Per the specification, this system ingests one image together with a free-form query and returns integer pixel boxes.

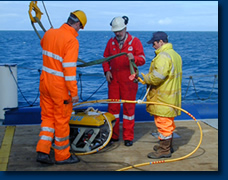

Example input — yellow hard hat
[71,10,87,29]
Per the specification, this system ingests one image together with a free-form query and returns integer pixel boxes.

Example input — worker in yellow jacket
[138,31,182,159]
[36,10,87,165]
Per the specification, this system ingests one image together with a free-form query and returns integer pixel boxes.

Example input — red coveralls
[102,32,145,141]
[36,24,79,161]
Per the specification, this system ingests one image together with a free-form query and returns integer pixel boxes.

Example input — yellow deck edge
[0,126,15,171]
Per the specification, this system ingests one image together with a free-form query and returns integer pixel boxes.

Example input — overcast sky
[0,1,218,31]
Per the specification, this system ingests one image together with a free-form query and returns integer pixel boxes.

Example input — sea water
[0,31,218,107]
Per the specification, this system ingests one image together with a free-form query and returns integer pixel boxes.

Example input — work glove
[138,73,146,85]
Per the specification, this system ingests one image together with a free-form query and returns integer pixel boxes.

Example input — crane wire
[42,1,53,28]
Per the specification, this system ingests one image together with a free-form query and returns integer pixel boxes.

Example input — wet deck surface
[0,120,218,171]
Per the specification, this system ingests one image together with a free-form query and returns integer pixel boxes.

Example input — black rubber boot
[55,154,80,165]
[36,152,55,165]
[124,140,133,146]
[107,138,119,146]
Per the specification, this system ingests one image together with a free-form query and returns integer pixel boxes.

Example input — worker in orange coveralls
[102,16,146,146]
[36,10,87,165]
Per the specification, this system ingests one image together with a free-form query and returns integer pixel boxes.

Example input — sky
[0,1,218,31]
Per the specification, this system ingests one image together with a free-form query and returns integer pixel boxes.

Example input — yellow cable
[116,121,202,171]
[73,99,203,171]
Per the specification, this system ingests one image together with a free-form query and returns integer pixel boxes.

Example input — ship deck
[0,119,218,171]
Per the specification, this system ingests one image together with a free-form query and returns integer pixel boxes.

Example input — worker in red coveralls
[102,16,146,146]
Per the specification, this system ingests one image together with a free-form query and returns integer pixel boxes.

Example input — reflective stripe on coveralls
[42,50,63,62]
[42,126,55,133]
[42,50,77,81]
[123,114,135,120]
[113,114,119,119]
[39,127,54,141]
[54,136,70,150]
[55,136,69,142]
[40,135,53,141]
[139,55,146,61]
[42,66,77,81]
[54,143,70,150]
[113,114,135,120]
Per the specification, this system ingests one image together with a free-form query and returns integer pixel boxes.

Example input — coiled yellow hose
[73,99,203,171]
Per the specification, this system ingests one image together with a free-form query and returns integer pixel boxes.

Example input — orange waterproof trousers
[36,24,79,162]
[154,115,175,140]
[36,74,73,161]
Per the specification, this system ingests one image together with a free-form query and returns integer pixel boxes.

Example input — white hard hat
[110,16,127,32]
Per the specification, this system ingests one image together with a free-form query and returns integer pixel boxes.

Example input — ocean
[0,30,218,107]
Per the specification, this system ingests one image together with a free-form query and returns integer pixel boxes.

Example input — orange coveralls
[36,24,79,161]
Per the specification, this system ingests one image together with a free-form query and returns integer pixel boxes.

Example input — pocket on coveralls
[63,100,73,118]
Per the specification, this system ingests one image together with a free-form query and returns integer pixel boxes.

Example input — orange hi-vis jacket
[36,23,79,161]
[41,23,79,98]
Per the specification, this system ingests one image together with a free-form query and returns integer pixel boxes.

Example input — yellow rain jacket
[144,43,182,117]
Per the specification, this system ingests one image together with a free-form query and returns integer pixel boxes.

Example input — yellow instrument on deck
[69,107,116,153]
